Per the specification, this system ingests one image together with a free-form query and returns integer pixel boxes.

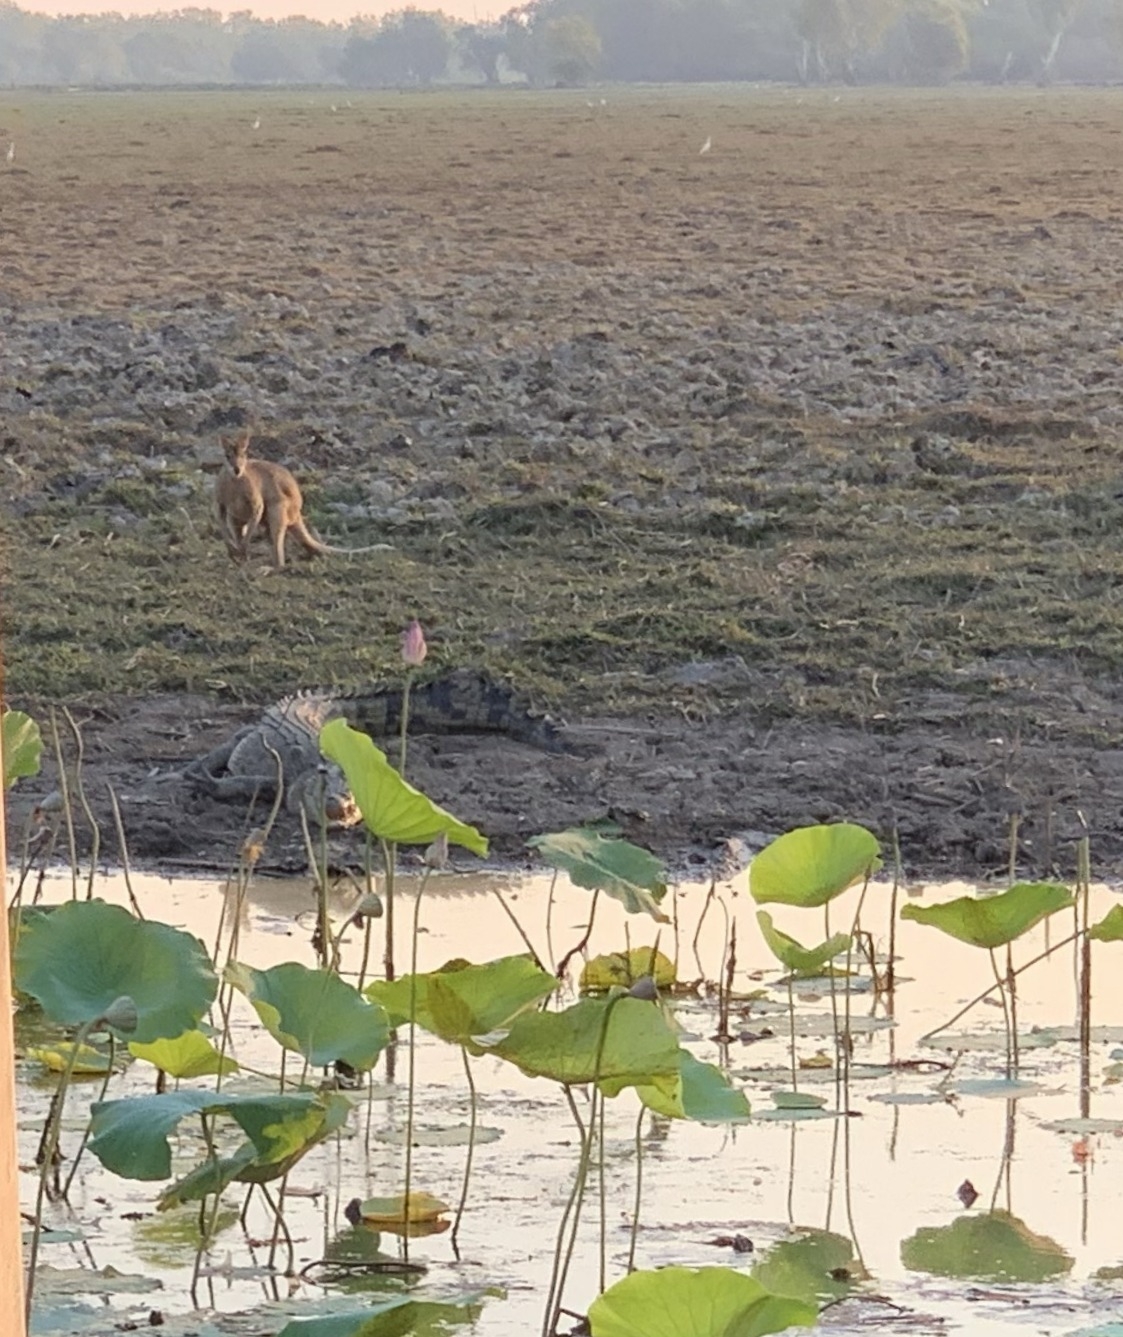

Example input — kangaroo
[214,431,389,571]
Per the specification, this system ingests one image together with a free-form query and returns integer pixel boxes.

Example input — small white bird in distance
[5,142,14,163]
[252,116,261,130]
[699,136,712,155]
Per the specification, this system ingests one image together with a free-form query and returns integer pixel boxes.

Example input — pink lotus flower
[401,619,427,667]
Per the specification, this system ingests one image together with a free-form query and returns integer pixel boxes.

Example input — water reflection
[13,868,1123,1336]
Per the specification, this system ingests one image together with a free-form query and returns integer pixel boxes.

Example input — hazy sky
[24,1,508,20]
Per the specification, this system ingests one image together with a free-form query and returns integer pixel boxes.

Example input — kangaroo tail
[293,521,391,557]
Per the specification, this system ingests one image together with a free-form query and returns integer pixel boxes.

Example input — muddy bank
[9,651,1123,883]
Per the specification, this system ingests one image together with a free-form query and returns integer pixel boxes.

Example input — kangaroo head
[220,431,252,476]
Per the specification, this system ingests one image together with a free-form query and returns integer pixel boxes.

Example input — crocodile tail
[347,669,568,752]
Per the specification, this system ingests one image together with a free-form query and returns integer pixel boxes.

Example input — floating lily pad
[1042,1118,1123,1135]
[901,1210,1073,1282]
[750,823,882,908]
[375,1123,503,1147]
[588,1265,816,1337]
[752,1228,860,1304]
[923,1030,1058,1053]
[529,828,669,922]
[26,1042,114,1075]
[320,718,488,855]
[276,1290,486,1336]
[953,1078,1053,1099]
[770,1090,827,1110]
[581,947,677,992]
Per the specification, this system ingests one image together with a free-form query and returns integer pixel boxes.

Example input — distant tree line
[0,0,1121,88]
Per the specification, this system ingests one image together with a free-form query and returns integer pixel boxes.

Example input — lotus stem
[401,865,434,1259]
[48,709,78,901]
[988,948,1013,1080]
[61,1035,117,1201]
[264,1174,294,1275]
[62,707,100,902]
[381,838,396,982]
[787,976,798,1092]
[555,888,601,980]
[627,1105,645,1273]
[25,1018,92,1325]
[190,1112,225,1306]
[542,1087,589,1337]
[107,786,143,918]
[543,995,620,1336]
[544,870,559,970]
[398,673,413,777]
[492,884,546,972]
[1077,835,1092,1119]
[597,1096,607,1294]
[919,929,1080,1042]
[451,1045,479,1254]
[691,877,717,979]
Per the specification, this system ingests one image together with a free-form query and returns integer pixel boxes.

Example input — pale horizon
[22,0,510,21]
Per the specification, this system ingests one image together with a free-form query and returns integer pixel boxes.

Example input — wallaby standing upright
[214,431,388,570]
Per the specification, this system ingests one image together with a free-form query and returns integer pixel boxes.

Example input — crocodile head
[287,764,362,829]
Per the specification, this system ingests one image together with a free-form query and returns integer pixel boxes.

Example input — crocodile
[183,669,567,826]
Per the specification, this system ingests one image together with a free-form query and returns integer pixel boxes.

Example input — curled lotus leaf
[528,828,669,922]
[320,718,487,855]
[2,709,41,790]
[900,882,1074,949]
[756,910,851,976]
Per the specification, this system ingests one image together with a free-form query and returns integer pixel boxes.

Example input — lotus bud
[353,892,384,924]
[424,831,449,870]
[102,995,139,1035]
[401,619,427,667]
[627,975,658,1002]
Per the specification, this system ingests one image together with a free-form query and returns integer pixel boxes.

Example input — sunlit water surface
[15,867,1123,1336]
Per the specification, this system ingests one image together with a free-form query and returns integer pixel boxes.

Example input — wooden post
[0,725,28,1332]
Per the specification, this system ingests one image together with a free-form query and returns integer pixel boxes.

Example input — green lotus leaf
[366,954,556,1046]
[750,824,882,908]
[752,1228,859,1304]
[581,948,677,992]
[276,1292,485,1336]
[588,1265,816,1337]
[156,1144,258,1209]
[756,911,851,975]
[2,709,41,790]
[528,828,669,922]
[89,1089,215,1179]
[900,882,1074,949]
[89,1089,349,1182]
[128,1029,238,1080]
[637,1050,751,1122]
[1089,905,1123,942]
[226,961,389,1071]
[319,719,487,855]
[490,996,680,1095]
[901,1210,1073,1282]
[13,900,217,1044]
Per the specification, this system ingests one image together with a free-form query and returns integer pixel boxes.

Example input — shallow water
[15,866,1123,1336]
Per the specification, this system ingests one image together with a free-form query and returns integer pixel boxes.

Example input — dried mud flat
[6,84,1123,881]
